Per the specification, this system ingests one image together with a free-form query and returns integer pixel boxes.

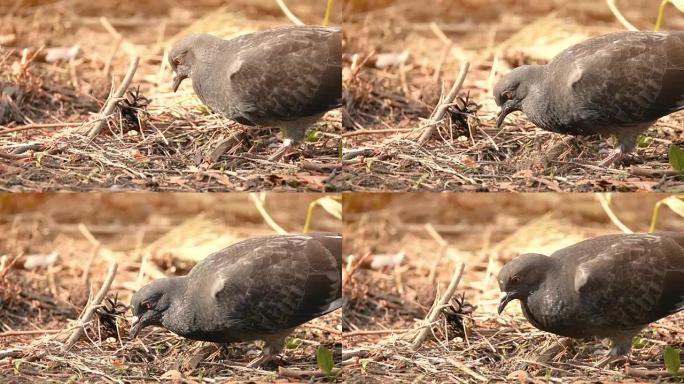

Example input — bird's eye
[501,90,514,100]
[143,301,153,310]
[510,275,521,284]
[173,58,181,66]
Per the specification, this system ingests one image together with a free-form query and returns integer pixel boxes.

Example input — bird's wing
[222,26,342,124]
[569,233,684,328]
[189,233,342,334]
[550,32,684,122]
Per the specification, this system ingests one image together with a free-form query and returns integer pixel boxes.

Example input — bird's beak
[129,315,142,339]
[496,101,520,129]
[172,74,184,92]
[497,291,514,315]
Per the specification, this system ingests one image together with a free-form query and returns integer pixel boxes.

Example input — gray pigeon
[494,31,684,166]
[130,233,342,367]
[498,232,684,357]
[169,26,342,161]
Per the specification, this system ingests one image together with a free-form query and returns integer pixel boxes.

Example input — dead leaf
[23,251,58,269]
[374,51,410,68]
[506,369,529,383]
[45,45,79,62]
[161,369,182,383]
[369,251,405,269]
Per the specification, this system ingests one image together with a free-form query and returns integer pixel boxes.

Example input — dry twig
[417,62,470,145]
[86,56,139,139]
[410,262,465,350]
[63,263,118,351]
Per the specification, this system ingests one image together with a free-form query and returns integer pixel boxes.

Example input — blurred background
[0,192,342,382]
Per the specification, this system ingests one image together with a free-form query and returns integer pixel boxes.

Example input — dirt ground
[341,0,684,192]
[0,0,342,192]
[0,193,342,383]
[342,193,684,382]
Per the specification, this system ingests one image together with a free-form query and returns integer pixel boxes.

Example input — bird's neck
[522,67,567,132]
[160,277,195,336]
[523,264,580,335]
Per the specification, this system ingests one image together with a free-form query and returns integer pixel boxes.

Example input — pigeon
[498,232,684,357]
[130,233,342,367]
[169,26,342,161]
[494,31,684,166]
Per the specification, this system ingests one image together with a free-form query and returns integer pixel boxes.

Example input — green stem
[649,199,664,233]
[655,0,670,31]
[323,0,333,26]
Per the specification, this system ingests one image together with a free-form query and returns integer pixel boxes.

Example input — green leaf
[196,105,211,114]
[632,336,646,349]
[636,135,651,148]
[668,145,684,173]
[13,359,22,374]
[305,130,322,142]
[316,345,334,375]
[360,359,369,374]
[285,336,301,349]
[664,345,681,375]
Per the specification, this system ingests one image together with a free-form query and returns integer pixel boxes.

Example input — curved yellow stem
[655,0,670,31]
[649,199,664,233]
[323,0,334,26]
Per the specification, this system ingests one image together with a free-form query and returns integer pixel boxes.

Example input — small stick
[342,128,414,138]
[0,122,82,135]
[275,0,305,26]
[606,0,639,31]
[63,262,118,351]
[278,367,340,379]
[344,328,411,337]
[417,62,470,145]
[87,56,139,139]
[596,194,633,234]
[103,37,122,79]
[446,357,488,382]
[625,367,684,378]
[299,160,342,172]
[410,262,465,351]
[0,329,62,338]
[629,166,678,177]
[248,193,288,234]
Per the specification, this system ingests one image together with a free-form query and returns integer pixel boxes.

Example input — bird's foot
[536,338,573,363]
[594,354,627,369]
[598,150,624,167]
[246,352,284,368]
[267,141,300,161]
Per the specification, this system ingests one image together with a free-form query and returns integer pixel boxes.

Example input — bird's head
[169,33,218,92]
[493,65,542,129]
[129,277,182,338]
[497,253,556,315]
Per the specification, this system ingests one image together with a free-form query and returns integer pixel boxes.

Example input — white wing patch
[574,264,591,292]
[567,64,584,89]
[211,275,227,299]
